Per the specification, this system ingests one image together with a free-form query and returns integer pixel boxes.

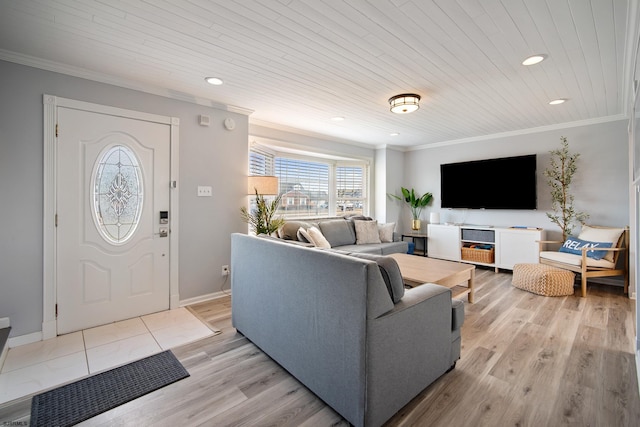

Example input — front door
[56,107,171,334]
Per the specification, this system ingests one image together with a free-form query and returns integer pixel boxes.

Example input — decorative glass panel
[92,145,143,244]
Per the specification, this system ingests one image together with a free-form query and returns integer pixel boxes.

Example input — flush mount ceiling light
[389,93,421,114]
[549,98,567,105]
[522,54,547,66]
[331,116,345,121]
[205,77,223,85]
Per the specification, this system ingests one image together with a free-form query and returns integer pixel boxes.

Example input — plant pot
[411,219,421,230]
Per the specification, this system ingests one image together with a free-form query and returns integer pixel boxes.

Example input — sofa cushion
[354,220,381,244]
[558,236,613,260]
[350,253,405,303]
[306,226,331,248]
[378,222,395,243]
[578,225,624,262]
[318,219,356,247]
[539,251,615,269]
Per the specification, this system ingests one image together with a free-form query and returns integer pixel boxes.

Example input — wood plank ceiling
[0,0,635,147]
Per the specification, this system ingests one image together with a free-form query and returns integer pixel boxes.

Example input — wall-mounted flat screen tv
[440,154,537,210]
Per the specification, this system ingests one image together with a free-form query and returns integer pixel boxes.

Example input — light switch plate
[197,186,212,197]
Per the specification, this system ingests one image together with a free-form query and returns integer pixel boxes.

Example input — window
[249,143,369,219]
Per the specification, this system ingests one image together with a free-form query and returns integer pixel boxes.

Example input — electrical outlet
[221,265,230,276]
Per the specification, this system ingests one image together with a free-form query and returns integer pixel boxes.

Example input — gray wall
[0,60,248,337]
[400,120,629,242]
[0,57,632,339]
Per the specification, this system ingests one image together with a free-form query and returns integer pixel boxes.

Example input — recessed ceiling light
[522,54,547,66]
[205,77,223,85]
[549,98,567,105]
[331,116,345,121]
[390,132,399,136]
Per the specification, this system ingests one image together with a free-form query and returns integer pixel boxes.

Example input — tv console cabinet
[427,224,545,271]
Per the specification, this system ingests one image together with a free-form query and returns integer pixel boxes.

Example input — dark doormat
[30,350,189,427]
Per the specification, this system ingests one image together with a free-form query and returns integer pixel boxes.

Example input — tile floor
[0,307,216,404]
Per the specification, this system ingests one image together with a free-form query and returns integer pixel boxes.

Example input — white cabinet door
[495,229,544,270]
[428,224,461,261]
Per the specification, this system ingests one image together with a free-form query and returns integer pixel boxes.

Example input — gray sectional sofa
[231,233,464,427]
[276,216,408,254]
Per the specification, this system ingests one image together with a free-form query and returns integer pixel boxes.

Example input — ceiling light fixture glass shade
[389,93,421,114]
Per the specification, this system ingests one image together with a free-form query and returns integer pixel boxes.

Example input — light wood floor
[1,269,639,426]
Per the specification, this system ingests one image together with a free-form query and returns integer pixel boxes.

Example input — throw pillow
[350,253,404,303]
[297,227,312,244]
[354,220,381,244]
[558,236,613,260]
[578,225,624,262]
[378,222,396,243]
[307,226,331,249]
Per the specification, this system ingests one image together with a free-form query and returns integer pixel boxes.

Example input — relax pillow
[350,253,404,303]
[578,225,624,262]
[306,226,331,249]
[378,222,396,243]
[558,236,613,260]
[354,220,381,244]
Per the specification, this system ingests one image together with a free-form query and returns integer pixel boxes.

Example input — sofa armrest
[365,283,455,426]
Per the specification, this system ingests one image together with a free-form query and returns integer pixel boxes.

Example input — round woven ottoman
[512,263,575,296]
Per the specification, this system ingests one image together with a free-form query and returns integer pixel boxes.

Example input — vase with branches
[389,187,433,230]
[544,136,589,240]
[240,189,286,235]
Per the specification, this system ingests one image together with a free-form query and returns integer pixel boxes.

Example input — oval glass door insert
[92,145,144,244]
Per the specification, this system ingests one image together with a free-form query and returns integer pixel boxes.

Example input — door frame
[42,94,180,340]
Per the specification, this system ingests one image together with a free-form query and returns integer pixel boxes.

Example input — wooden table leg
[468,268,475,303]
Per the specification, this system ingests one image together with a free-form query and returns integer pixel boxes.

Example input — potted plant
[240,189,286,235]
[544,136,589,240]
[390,187,433,230]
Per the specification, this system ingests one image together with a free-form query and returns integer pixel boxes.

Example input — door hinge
[55,304,58,318]
[55,123,58,138]
[55,213,58,227]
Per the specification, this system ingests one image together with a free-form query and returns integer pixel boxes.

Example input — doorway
[43,95,180,337]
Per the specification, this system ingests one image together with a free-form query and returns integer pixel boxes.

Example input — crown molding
[0,49,253,116]
[405,114,628,151]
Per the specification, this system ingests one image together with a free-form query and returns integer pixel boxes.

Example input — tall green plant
[240,189,286,235]
[544,136,589,240]
[389,187,433,220]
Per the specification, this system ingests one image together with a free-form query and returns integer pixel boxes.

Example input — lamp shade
[389,93,421,114]
[247,175,279,195]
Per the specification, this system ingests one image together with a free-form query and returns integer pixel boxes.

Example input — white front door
[56,107,171,334]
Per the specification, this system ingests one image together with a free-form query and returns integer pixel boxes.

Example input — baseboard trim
[180,291,230,307]
[8,331,42,348]
[636,349,640,400]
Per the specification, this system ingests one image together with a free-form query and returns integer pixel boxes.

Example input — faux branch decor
[544,136,589,240]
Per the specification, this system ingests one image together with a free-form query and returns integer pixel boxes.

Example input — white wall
[0,60,248,337]
[402,120,629,242]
